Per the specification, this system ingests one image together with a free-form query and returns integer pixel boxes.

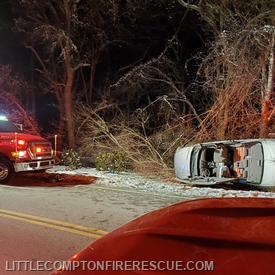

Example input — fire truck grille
[28,142,53,159]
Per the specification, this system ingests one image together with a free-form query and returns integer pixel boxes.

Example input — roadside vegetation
[0,0,274,178]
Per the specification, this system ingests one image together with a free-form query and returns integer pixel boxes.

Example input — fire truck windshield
[0,120,23,133]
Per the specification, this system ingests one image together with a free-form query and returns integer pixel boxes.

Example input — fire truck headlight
[18,151,27,158]
[36,147,42,153]
[11,151,27,158]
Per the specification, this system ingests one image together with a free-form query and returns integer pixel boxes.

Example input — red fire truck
[0,115,54,183]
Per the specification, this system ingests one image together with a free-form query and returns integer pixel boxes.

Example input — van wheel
[0,159,13,183]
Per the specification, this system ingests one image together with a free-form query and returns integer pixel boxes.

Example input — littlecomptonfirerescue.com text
[5,260,215,272]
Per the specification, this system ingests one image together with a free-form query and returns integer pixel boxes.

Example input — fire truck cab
[0,115,54,183]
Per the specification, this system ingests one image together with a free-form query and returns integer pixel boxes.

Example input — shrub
[74,103,193,179]
[60,148,82,169]
[95,151,129,172]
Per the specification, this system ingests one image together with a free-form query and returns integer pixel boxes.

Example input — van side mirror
[14,123,23,131]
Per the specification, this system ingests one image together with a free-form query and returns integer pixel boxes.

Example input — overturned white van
[174,139,275,186]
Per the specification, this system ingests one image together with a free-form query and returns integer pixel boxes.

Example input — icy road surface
[49,166,275,199]
[0,171,184,275]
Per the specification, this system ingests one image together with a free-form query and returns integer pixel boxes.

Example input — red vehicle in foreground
[0,115,54,183]
[53,198,275,274]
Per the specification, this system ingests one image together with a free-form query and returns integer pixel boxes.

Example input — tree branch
[177,0,200,12]
[138,68,202,124]
[73,63,90,72]
[25,45,48,74]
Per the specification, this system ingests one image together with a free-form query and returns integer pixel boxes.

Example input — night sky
[0,0,206,133]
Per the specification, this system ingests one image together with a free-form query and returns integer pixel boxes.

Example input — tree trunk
[30,51,36,115]
[88,63,96,105]
[260,99,270,137]
[64,65,75,148]
[260,31,274,137]
[54,88,65,143]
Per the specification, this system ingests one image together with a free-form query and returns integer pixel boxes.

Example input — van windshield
[0,120,22,133]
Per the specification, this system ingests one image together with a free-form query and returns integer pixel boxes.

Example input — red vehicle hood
[0,132,46,142]
[53,198,275,274]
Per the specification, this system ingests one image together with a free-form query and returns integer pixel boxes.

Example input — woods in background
[0,0,274,175]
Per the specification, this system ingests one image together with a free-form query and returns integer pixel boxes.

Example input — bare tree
[261,29,275,136]
[13,0,128,147]
[14,0,92,147]
[0,65,39,134]
[178,0,275,138]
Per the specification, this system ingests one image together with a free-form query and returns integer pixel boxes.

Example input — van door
[246,143,263,184]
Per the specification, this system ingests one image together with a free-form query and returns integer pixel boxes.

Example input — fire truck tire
[0,158,14,184]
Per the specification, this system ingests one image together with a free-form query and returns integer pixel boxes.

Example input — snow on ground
[48,166,275,199]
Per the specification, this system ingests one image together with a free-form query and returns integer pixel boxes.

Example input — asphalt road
[0,175,186,274]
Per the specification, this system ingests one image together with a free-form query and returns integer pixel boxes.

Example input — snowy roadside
[48,166,275,199]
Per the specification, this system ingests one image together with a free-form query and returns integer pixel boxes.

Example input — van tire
[0,158,13,184]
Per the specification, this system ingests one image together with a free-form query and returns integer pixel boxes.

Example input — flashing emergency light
[17,139,27,150]
[0,115,8,121]
[18,139,25,146]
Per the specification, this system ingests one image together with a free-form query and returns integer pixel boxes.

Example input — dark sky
[0,1,57,130]
[0,0,206,132]
[0,1,31,77]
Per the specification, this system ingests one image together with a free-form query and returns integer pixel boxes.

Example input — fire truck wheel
[0,159,13,183]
